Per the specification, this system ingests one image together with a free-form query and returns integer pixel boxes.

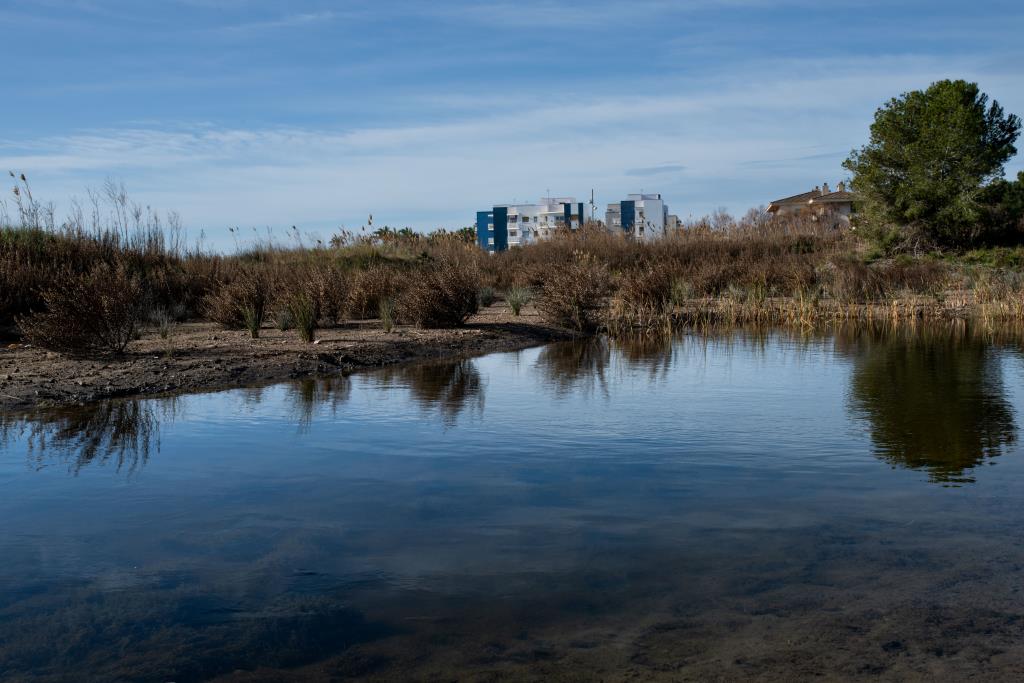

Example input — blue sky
[2,0,1023,248]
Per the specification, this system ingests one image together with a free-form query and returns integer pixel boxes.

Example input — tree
[844,80,1021,249]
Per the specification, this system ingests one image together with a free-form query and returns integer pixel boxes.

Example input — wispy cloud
[625,164,687,177]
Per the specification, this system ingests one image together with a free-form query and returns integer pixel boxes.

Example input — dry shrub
[204,265,272,337]
[307,263,348,325]
[536,253,611,333]
[610,265,675,328]
[18,261,146,354]
[397,250,481,328]
[347,265,401,319]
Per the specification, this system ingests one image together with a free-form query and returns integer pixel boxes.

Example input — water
[3,325,1024,681]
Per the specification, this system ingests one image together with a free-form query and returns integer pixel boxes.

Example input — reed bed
[5,182,1024,354]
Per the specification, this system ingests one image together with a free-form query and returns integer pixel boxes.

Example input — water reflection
[0,399,171,475]
[838,324,1017,484]
[615,333,676,378]
[535,337,611,396]
[371,359,484,425]
[288,377,352,430]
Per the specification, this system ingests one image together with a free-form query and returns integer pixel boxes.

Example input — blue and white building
[605,193,675,241]
[476,197,591,253]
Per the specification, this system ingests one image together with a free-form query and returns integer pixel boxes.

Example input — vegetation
[6,77,1024,359]
[845,79,1023,250]
[504,286,532,315]
[18,262,146,354]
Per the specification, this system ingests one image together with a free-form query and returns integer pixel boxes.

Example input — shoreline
[0,304,573,413]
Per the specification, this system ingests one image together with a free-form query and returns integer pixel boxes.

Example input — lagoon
[3,326,1024,680]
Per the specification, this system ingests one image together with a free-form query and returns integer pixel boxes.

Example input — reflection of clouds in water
[370,360,484,427]
[837,324,1017,485]
[1,398,179,476]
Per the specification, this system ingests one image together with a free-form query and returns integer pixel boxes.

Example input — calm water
[4,326,1024,681]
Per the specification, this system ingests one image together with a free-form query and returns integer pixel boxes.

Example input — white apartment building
[605,193,673,241]
[477,197,592,252]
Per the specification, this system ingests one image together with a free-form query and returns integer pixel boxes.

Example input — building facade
[476,197,591,253]
[767,182,855,223]
[605,193,671,241]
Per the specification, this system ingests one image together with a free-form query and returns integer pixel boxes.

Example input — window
[487,237,494,245]
[522,216,530,222]
[509,229,518,237]
[488,223,494,231]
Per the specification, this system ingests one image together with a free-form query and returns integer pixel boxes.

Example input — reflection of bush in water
[535,337,611,396]
[373,360,483,425]
[839,324,1017,484]
[614,333,675,377]
[287,377,352,429]
[1,398,174,474]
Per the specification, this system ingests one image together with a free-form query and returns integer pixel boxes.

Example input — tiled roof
[769,190,822,205]
[813,191,855,202]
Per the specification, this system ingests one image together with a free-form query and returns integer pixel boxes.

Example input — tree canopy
[844,79,1022,249]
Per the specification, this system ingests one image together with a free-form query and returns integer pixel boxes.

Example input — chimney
[822,182,830,194]
[837,181,846,192]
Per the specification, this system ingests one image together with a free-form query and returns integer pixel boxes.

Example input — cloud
[3,51,1022,247]
[625,164,687,177]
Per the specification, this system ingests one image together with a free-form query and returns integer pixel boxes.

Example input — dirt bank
[0,304,571,412]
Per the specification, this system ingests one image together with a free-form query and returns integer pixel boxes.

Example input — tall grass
[8,177,1024,354]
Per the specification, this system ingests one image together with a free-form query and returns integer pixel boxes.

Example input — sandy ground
[0,304,570,413]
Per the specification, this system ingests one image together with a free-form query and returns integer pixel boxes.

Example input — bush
[478,286,496,308]
[204,266,271,338]
[19,262,146,354]
[536,254,611,333]
[286,290,318,343]
[504,286,532,315]
[379,297,396,332]
[274,307,294,331]
[307,263,348,325]
[347,265,401,319]
[397,250,481,328]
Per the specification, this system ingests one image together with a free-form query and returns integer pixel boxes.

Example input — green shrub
[504,286,532,315]
[478,286,496,307]
[379,297,396,332]
[287,290,318,343]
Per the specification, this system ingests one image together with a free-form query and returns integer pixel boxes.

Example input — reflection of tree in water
[287,377,352,430]
[535,337,611,397]
[839,324,1017,484]
[0,398,175,475]
[614,333,675,379]
[373,360,484,426]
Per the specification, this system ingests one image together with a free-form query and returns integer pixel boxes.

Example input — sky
[1,0,1023,249]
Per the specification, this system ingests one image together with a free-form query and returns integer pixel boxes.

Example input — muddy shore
[0,304,571,413]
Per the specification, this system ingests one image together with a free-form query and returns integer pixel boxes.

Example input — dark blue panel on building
[476,211,493,250]
[492,206,509,252]
[621,200,635,232]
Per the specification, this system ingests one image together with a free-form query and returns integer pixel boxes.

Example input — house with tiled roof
[767,182,855,223]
